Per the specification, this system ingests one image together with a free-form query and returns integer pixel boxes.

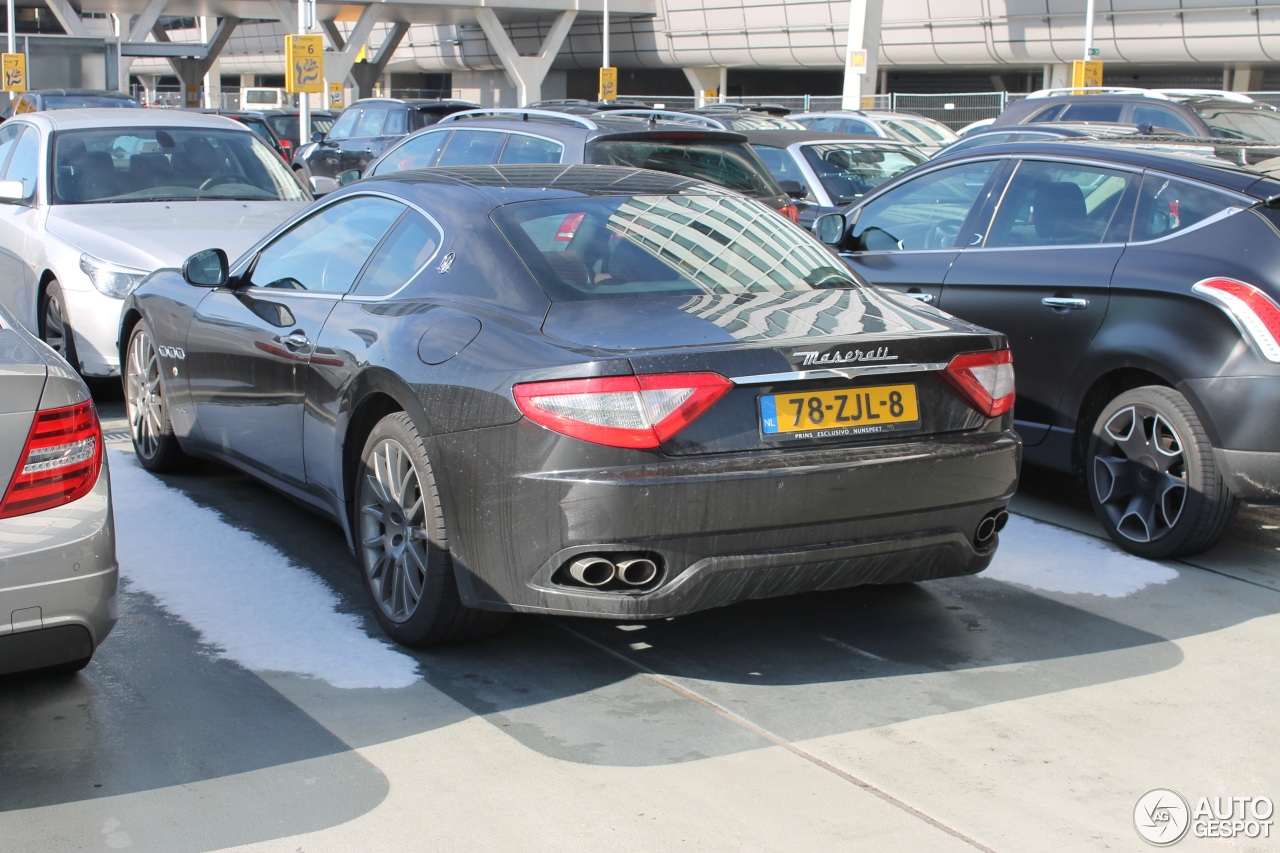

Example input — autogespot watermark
[1134,789,1274,846]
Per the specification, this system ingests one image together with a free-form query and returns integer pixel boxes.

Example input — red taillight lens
[942,350,1015,418]
[0,401,103,518]
[555,212,585,241]
[780,203,800,223]
[513,373,733,448]
[1192,277,1280,363]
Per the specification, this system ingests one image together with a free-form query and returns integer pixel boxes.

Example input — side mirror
[336,169,361,186]
[813,213,846,245]
[311,131,328,144]
[310,176,341,196]
[777,179,807,200]
[0,179,26,201]
[182,248,229,287]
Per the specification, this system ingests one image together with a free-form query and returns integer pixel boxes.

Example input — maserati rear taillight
[0,401,103,519]
[943,350,1015,418]
[513,373,733,448]
[1192,277,1280,363]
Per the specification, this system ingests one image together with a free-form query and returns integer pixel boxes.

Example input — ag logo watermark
[1135,789,1274,845]
[1135,789,1190,846]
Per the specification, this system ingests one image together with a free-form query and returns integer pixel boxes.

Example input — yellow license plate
[761,384,919,438]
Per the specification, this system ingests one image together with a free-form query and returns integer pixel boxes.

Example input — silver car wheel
[1091,403,1188,544]
[125,327,166,462]
[359,437,429,623]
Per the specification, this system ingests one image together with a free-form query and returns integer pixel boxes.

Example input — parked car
[816,137,1280,557]
[525,98,652,114]
[291,97,478,194]
[0,300,116,676]
[118,164,1020,647]
[931,122,1143,159]
[0,109,311,377]
[200,109,289,158]
[239,87,293,110]
[991,87,1280,143]
[744,129,927,226]
[360,108,799,220]
[683,108,807,131]
[2,89,139,120]
[259,108,336,160]
[790,110,960,153]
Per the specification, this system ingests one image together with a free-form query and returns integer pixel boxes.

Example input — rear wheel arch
[1072,367,1169,473]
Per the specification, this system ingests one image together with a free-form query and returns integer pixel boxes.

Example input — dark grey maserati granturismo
[118,164,1021,647]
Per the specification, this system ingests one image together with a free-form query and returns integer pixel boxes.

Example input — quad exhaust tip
[562,553,663,590]
[975,509,1010,548]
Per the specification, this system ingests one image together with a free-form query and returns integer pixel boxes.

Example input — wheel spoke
[1156,473,1187,530]
[1116,493,1155,543]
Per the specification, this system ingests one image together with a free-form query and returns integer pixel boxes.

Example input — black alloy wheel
[1086,385,1236,559]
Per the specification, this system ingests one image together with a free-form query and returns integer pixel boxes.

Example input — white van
[240,87,293,110]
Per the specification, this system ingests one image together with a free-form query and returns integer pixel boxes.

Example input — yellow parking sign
[328,81,343,108]
[2,53,26,93]
[286,35,324,94]
[599,67,618,101]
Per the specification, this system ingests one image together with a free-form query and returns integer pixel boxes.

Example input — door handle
[283,332,311,351]
[903,291,935,304]
[1041,297,1089,310]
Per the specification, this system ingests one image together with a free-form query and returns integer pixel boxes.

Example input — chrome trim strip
[732,362,949,385]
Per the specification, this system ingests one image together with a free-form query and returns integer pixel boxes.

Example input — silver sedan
[0,109,310,377]
[0,300,116,676]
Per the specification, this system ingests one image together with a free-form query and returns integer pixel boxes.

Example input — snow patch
[985,514,1178,597]
[109,450,420,688]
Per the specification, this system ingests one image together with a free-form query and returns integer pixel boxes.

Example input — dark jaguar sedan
[118,164,1020,646]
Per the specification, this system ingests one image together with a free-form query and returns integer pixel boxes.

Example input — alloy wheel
[359,438,430,623]
[1091,404,1188,544]
[125,328,166,461]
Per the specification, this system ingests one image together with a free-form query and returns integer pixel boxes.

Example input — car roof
[357,163,726,207]
[349,98,480,111]
[15,108,252,132]
[933,138,1280,198]
[738,129,907,146]
[27,88,134,99]
[436,109,747,141]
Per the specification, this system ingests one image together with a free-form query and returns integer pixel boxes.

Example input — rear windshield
[585,139,780,197]
[1198,107,1280,144]
[493,194,860,302]
[800,143,926,203]
[44,95,138,110]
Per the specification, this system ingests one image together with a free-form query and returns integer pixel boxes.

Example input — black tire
[1086,385,1237,559]
[123,322,195,472]
[39,279,79,371]
[356,412,508,647]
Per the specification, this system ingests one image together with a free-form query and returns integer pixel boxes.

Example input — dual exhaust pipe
[567,554,660,588]
[975,509,1009,548]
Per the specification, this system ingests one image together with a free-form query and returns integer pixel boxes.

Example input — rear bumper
[1215,448,1280,504]
[1181,377,1280,504]
[435,423,1021,617]
[0,469,118,675]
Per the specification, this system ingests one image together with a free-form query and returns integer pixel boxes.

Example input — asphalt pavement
[1,387,1277,852]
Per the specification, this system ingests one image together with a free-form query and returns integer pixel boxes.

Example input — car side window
[248,195,405,294]
[848,160,999,251]
[985,160,1131,248]
[1132,174,1242,242]
[498,134,563,164]
[1,126,40,198]
[374,130,450,175]
[1061,102,1124,123]
[1132,105,1195,136]
[352,211,442,297]
[385,110,408,136]
[355,108,389,137]
[327,109,359,141]
[752,145,797,182]
[435,129,505,166]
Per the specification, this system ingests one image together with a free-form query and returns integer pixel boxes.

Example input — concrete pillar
[450,70,513,108]
[43,0,92,37]
[164,17,241,109]
[841,0,884,109]
[683,67,724,107]
[137,74,159,106]
[200,17,222,108]
[1230,64,1262,94]
[1044,63,1072,90]
[474,9,576,106]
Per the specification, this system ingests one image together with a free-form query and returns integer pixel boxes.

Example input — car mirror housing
[182,248,229,288]
[777,179,807,199]
[311,130,327,144]
[813,212,846,245]
[0,179,27,201]
[337,169,361,187]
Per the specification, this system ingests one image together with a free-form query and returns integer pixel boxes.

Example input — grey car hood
[45,200,304,270]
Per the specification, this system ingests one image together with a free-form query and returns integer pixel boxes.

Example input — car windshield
[1197,107,1280,144]
[585,139,780,197]
[43,95,138,110]
[800,143,926,203]
[880,118,959,145]
[493,193,861,302]
[51,127,308,204]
